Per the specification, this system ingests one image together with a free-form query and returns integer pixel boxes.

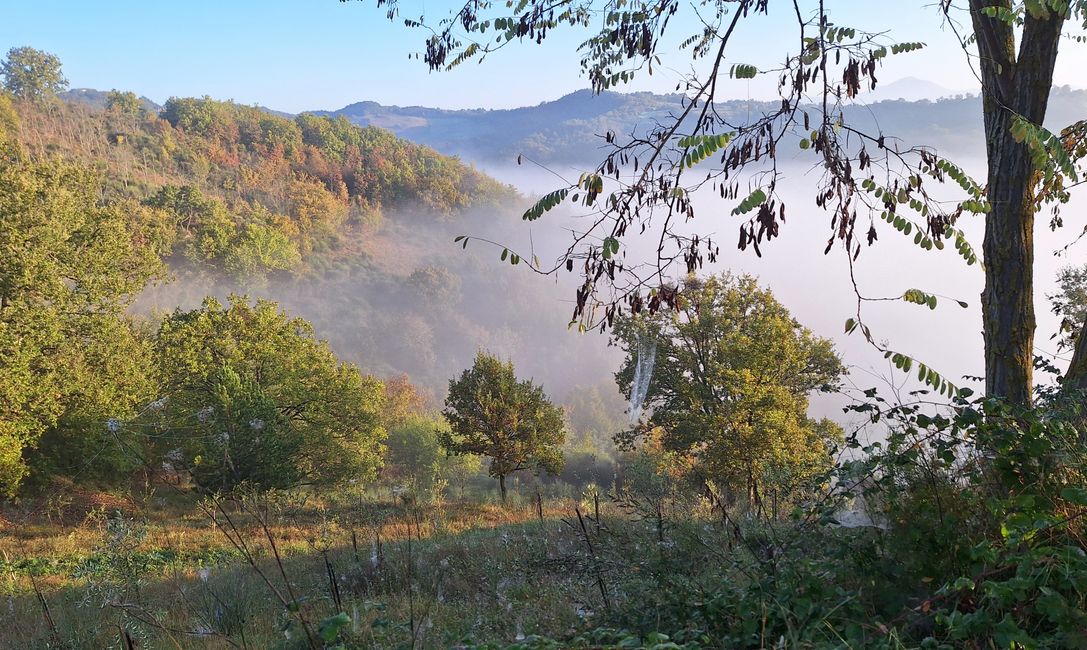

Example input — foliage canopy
[615,273,844,505]
[441,350,565,500]
[151,296,387,490]
[0,154,162,494]
[0,47,67,101]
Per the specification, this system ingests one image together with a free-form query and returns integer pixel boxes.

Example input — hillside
[15,93,515,274]
[6,93,618,400]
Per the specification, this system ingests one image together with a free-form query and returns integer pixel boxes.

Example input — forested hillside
[14,91,514,276]
[6,0,1087,644]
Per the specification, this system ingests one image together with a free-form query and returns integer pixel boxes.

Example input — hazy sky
[4,1,1085,113]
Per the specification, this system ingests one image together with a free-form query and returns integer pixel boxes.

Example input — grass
[0,482,627,649]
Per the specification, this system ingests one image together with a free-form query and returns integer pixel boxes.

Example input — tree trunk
[498,474,507,503]
[979,108,1037,406]
[1063,314,1087,393]
[970,1,1065,405]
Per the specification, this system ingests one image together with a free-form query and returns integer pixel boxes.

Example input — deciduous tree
[441,350,565,501]
[0,155,163,494]
[152,296,386,490]
[0,46,67,101]
[614,273,845,506]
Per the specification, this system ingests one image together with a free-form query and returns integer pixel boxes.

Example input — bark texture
[969,0,1065,405]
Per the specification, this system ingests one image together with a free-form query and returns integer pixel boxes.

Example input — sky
[4,1,1084,113]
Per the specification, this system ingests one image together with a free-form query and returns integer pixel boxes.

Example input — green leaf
[678,133,733,168]
[1061,487,1087,505]
[522,187,571,221]
[602,236,620,259]
[318,612,351,643]
[729,63,758,79]
[731,188,767,215]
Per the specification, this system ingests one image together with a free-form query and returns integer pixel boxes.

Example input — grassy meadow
[1,479,710,649]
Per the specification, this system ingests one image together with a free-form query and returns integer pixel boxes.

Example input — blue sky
[2,1,1084,113]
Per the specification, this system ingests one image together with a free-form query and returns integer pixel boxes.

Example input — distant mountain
[318,89,696,165]
[320,86,1087,165]
[861,76,960,102]
[61,88,161,113]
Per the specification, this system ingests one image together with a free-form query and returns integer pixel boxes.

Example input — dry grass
[0,484,611,649]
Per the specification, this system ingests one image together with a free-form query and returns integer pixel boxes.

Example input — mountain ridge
[316,86,1087,165]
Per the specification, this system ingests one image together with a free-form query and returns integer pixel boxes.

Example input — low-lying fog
[479,155,1080,430]
[138,150,1081,440]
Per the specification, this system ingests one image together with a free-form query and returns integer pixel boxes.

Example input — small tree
[1050,264,1087,351]
[441,351,564,502]
[0,47,67,101]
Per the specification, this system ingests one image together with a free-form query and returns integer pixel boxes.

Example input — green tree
[0,155,163,494]
[225,221,302,280]
[441,351,565,501]
[105,90,143,116]
[26,316,157,485]
[0,46,67,101]
[614,273,845,507]
[144,185,237,268]
[1051,263,1087,394]
[152,296,386,491]
[563,381,627,451]
[1050,264,1087,351]
[374,1,1087,406]
[160,96,219,135]
[387,415,443,482]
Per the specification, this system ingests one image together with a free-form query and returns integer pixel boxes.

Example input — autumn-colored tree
[441,351,565,501]
[382,374,431,430]
[286,174,348,249]
[614,273,845,507]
